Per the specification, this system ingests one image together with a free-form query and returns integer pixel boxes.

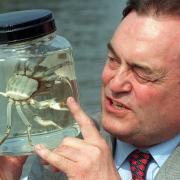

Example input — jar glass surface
[0,33,80,155]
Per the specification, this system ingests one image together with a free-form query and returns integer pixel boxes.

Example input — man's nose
[109,68,133,94]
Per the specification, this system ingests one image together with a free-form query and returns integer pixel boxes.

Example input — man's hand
[0,155,27,180]
[35,97,120,180]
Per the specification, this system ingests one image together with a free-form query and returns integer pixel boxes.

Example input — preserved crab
[0,60,72,146]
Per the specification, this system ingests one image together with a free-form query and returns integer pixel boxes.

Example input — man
[1,0,180,179]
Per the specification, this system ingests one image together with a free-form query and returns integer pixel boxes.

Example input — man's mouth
[112,100,126,109]
[106,96,130,110]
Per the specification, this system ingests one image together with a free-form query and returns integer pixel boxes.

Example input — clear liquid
[0,49,80,155]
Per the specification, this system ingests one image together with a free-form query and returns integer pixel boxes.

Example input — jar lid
[0,9,56,44]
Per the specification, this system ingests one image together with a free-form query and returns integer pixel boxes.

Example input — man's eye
[133,70,159,83]
[107,56,120,69]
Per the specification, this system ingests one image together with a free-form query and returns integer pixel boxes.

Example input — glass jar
[0,9,80,155]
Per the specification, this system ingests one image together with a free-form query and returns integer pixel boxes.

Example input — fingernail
[35,144,45,151]
[68,96,74,103]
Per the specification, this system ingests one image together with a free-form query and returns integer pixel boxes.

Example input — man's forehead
[111,12,180,60]
[116,12,180,41]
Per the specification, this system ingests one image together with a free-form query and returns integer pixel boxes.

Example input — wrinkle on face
[101,11,180,145]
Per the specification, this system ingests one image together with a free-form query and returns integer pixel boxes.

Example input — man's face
[101,12,180,147]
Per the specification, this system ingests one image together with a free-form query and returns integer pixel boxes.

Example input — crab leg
[0,100,13,145]
[59,76,73,93]
[22,103,62,129]
[33,61,71,81]
[0,92,7,97]
[44,61,71,76]
[29,98,69,111]
[16,102,33,146]
[15,61,26,75]
[33,116,63,129]
[43,76,74,98]
[25,60,47,77]
[21,103,36,117]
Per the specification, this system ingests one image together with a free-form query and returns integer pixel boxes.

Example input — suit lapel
[154,144,180,180]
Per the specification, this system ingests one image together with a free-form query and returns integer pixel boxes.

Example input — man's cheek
[101,68,113,85]
[134,86,159,106]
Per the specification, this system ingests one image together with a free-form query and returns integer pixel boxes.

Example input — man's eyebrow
[107,42,165,76]
[107,42,119,58]
[131,63,166,76]
[131,63,153,73]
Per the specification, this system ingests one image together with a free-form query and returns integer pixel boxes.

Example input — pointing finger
[67,97,102,143]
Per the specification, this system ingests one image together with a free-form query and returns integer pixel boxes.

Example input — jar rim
[0,9,56,44]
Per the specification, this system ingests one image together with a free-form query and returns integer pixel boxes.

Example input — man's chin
[102,115,137,138]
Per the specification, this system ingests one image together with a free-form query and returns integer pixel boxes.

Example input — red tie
[129,149,152,180]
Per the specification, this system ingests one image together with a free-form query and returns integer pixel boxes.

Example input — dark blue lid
[0,9,56,44]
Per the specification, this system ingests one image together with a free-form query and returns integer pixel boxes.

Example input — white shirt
[114,134,180,180]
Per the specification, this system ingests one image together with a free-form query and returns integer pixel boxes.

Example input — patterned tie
[129,149,152,180]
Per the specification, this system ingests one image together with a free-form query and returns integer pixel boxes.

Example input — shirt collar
[114,134,180,168]
[114,140,136,166]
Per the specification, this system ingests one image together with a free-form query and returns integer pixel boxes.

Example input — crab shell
[6,75,38,101]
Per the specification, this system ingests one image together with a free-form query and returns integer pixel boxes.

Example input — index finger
[67,97,102,143]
